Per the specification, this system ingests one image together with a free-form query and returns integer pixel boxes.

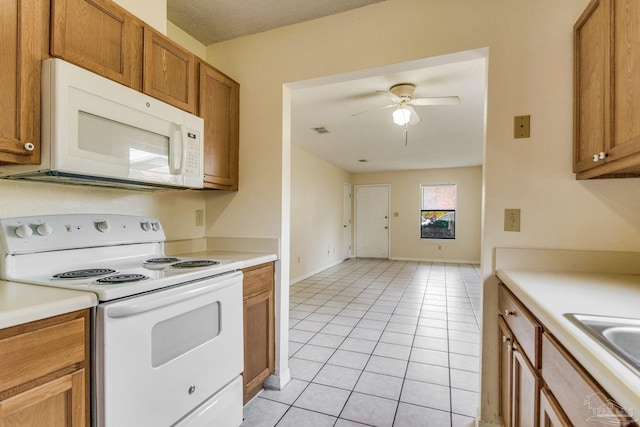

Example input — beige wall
[167,21,207,59]
[206,0,640,423]
[0,0,209,242]
[114,0,166,33]
[290,145,351,282]
[352,167,482,263]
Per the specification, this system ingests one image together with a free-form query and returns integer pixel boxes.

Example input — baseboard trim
[391,256,480,264]
[263,368,291,391]
[290,259,347,284]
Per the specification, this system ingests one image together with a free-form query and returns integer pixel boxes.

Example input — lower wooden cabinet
[0,310,90,426]
[497,282,637,427]
[498,285,540,427]
[242,262,275,403]
[539,386,570,427]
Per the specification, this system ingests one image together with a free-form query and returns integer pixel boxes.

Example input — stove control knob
[141,220,152,231]
[151,221,160,231]
[95,220,110,233]
[15,224,33,239]
[36,222,53,236]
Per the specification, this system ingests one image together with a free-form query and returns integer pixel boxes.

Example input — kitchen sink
[564,313,640,376]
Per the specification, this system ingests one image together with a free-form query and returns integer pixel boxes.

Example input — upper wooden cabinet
[0,0,48,165]
[3,0,240,187]
[574,0,640,178]
[198,61,240,190]
[143,26,197,114]
[50,0,143,90]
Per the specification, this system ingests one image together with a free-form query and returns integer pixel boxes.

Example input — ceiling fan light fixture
[392,107,411,126]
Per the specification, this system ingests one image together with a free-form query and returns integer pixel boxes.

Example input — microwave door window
[78,112,170,178]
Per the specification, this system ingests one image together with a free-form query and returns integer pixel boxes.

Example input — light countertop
[0,281,97,329]
[1,252,275,330]
[497,269,640,422]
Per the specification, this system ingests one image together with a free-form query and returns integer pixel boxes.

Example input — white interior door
[355,185,389,258]
[343,183,352,259]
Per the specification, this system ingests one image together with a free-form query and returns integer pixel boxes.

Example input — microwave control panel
[184,131,201,177]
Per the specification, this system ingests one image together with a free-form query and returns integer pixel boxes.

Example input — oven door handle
[105,272,240,318]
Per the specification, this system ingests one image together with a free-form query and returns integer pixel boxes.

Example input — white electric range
[0,214,243,427]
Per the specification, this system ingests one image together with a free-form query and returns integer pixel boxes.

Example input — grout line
[258,259,481,427]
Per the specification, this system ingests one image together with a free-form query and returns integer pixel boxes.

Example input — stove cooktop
[0,214,240,302]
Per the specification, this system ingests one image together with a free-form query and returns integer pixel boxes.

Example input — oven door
[94,271,243,427]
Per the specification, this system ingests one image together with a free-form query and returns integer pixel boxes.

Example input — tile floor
[242,259,482,427]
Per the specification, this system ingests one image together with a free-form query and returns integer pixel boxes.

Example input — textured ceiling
[290,50,487,173]
[166,1,486,173]
[167,0,386,44]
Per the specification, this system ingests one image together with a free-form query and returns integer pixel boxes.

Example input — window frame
[420,183,457,240]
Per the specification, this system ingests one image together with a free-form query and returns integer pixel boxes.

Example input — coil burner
[53,268,117,279]
[171,260,220,269]
[95,274,149,284]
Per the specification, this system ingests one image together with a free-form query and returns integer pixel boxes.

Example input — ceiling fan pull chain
[404,124,408,146]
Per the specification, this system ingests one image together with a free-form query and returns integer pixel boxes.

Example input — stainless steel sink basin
[564,313,640,375]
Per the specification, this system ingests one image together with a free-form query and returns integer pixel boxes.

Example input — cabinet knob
[593,152,607,162]
[512,342,519,352]
[24,142,35,151]
[502,335,511,343]
[504,310,515,317]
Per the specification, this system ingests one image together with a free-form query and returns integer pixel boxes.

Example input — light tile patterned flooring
[242,259,482,427]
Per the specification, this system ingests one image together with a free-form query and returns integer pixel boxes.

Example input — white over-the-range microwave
[0,58,204,191]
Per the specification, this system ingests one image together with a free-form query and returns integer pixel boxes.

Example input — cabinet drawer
[0,313,86,392]
[242,262,274,299]
[541,333,634,426]
[498,284,541,367]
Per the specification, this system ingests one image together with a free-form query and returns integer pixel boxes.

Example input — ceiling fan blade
[351,103,395,117]
[411,96,460,106]
[376,90,401,102]
[407,105,422,125]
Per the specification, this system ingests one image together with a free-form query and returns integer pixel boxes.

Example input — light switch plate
[514,115,530,138]
[504,209,521,232]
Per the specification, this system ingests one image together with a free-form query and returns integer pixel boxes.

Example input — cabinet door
[573,0,608,173]
[243,290,274,403]
[0,0,47,164]
[0,369,86,427]
[198,61,240,190]
[512,343,539,427]
[143,26,196,113]
[50,0,142,90]
[610,0,640,161]
[539,387,570,427]
[499,317,513,427]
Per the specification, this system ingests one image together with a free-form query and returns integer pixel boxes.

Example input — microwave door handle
[170,124,185,175]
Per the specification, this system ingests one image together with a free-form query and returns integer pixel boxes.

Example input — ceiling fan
[352,83,460,144]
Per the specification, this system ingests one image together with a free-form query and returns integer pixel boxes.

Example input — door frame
[354,184,390,259]
[343,182,352,260]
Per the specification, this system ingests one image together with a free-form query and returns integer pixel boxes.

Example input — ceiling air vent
[312,127,329,134]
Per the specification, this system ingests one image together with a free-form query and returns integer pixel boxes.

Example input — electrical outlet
[514,115,530,138]
[504,209,521,232]
[195,210,204,227]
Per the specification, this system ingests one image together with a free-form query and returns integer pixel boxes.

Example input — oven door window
[151,302,220,367]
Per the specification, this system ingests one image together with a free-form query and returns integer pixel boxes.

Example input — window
[421,183,456,239]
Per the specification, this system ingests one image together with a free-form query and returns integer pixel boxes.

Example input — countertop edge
[496,268,640,422]
[0,281,98,330]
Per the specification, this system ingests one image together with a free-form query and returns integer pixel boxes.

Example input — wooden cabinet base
[242,263,275,403]
[0,310,90,427]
